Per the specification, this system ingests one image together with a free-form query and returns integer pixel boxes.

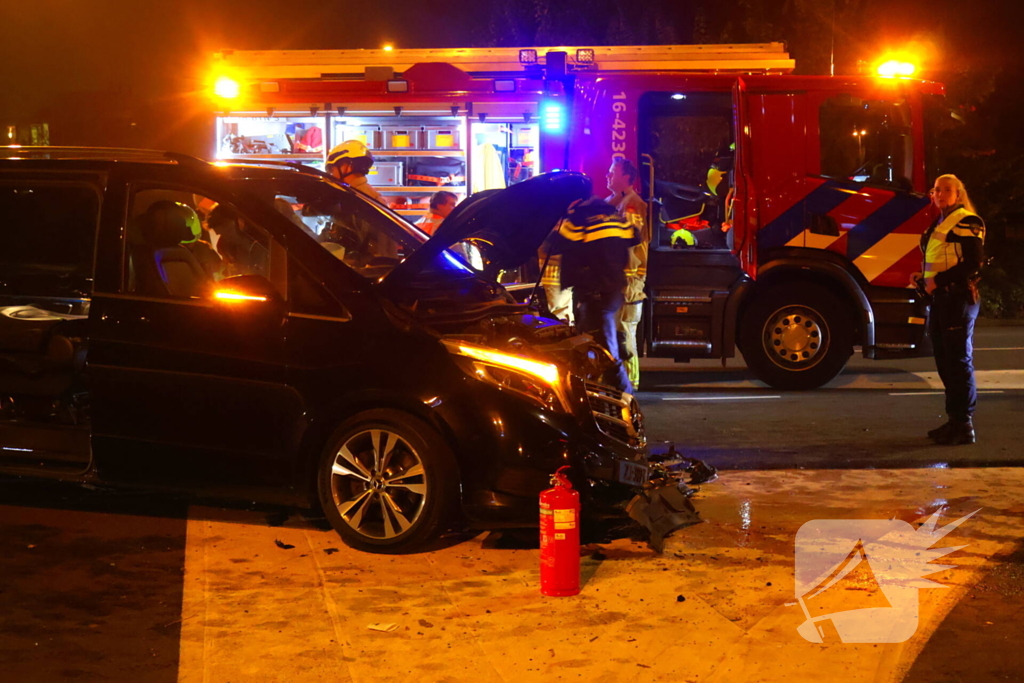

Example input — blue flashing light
[442,250,472,272]
[541,101,565,134]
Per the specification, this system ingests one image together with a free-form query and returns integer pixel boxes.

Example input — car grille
[585,382,646,448]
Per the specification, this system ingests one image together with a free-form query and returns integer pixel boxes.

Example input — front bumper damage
[625,447,718,553]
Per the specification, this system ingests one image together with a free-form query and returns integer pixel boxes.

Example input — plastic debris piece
[274,539,295,550]
[367,623,399,633]
[626,482,701,553]
[324,548,339,555]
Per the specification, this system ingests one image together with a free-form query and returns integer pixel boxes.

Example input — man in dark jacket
[547,198,640,394]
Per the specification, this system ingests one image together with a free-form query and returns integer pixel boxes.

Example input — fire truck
[207,44,944,389]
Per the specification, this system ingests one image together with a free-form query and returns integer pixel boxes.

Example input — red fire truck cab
[208,44,944,389]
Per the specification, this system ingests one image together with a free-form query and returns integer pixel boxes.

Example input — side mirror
[210,274,280,305]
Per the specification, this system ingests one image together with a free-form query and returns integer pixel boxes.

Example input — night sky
[1,0,1023,154]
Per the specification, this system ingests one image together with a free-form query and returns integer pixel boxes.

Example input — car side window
[0,181,98,311]
[125,187,274,299]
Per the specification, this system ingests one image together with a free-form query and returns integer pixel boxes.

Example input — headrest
[142,201,194,248]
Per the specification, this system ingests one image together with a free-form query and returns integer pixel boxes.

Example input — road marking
[661,395,782,401]
[889,390,1006,396]
[975,347,1024,351]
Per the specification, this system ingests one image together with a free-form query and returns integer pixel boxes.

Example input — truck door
[639,90,746,360]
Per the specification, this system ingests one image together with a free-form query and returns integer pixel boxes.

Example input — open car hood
[388,172,592,282]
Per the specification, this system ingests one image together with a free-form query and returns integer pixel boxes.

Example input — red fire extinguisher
[539,465,580,597]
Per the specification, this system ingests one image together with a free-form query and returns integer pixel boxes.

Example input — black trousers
[928,286,980,423]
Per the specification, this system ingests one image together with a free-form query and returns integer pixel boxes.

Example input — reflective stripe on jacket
[549,202,640,293]
[922,206,986,281]
[608,189,649,302]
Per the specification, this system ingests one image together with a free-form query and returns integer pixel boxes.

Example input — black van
[0,148,667,552]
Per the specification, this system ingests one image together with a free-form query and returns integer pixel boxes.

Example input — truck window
[639,92,735,251]
[0,182,98,306]
[819,94,913,192]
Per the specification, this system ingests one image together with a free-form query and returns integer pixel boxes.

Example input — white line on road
[889,390,1006,396]
[661,395,782,401]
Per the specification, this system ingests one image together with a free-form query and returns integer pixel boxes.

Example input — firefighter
[606,157,650,389]
[548,198,641,394]
[416,190,458,236]
[917,174,985,445]
[538,243,572,323]
[326,140,384,204]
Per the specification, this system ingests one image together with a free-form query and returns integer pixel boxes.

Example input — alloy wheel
[329,429,428,540]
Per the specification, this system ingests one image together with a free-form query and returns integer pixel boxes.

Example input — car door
[89,170,304,488]
[0,169,102,473]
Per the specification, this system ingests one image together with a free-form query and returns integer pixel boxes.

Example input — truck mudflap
[626,452,718,553]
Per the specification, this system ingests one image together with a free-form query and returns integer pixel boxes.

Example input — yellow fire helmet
[327,139,371,166]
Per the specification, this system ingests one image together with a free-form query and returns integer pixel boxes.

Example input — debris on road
[626,478,702,553]
[274,539,295,550]
[367,623,399,633]
[323,547,339,555]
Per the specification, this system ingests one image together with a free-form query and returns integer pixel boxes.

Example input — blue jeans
[575,289,634,394]
[928,286,980,423]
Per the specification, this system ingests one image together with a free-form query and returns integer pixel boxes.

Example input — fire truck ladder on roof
[214,43,795,80]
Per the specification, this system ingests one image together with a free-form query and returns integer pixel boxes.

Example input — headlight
[443,340,571,412]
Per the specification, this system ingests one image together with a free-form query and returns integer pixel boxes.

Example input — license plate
[616,460,649,487]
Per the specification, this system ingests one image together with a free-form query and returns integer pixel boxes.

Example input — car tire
[317,409,460,554]
[739,283,853,390]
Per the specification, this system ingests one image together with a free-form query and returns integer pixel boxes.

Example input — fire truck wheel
[739,283,854,390]
[317,409,459,554]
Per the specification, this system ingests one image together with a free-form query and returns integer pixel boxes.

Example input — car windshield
[229,173,473,281]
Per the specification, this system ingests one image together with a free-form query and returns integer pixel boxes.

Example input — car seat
[132,201,210,298]
[0,305,87,398]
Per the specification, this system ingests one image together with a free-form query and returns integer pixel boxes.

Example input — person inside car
[206,204,268,278]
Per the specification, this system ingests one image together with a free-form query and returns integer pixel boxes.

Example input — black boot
[935,420,975,445]
[928,421,953,442]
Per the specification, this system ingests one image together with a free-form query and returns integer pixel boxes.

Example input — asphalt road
[638,324,1024,471]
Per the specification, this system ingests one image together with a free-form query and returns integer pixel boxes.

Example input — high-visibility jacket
[346,175,385,204]
[548,201,640,293]
[416,211,445,236]
[921,205,985,287]
[607,189,649,303]
[539,252,563,287]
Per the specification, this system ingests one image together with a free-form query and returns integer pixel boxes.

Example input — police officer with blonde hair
[917,174,985,445]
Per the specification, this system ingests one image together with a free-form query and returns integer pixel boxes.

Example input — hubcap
[763,304,828,370]
[330,429,427,540]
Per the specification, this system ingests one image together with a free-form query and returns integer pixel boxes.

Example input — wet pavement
[2,467,1023,682]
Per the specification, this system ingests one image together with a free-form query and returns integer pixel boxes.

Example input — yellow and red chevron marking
[766,180,934,287]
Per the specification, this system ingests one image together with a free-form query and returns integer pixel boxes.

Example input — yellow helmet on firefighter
[327,139,371,166]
